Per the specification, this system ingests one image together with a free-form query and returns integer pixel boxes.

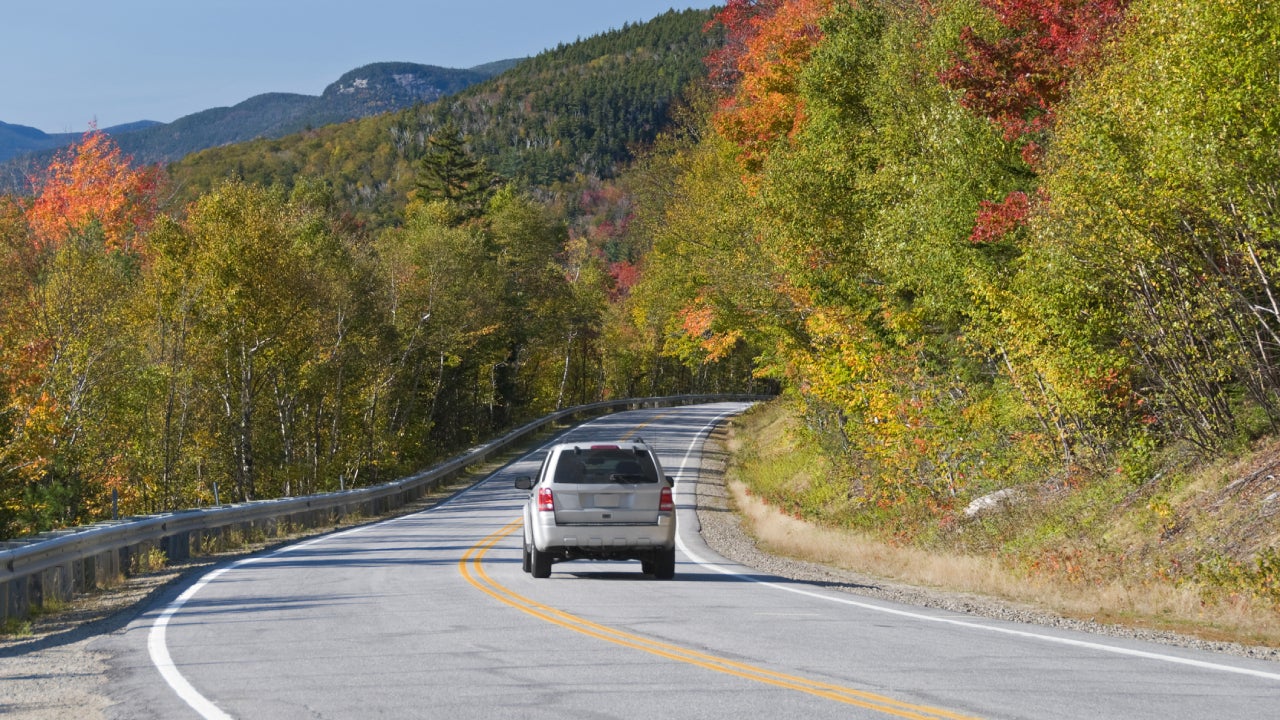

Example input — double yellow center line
[459,520,983,720]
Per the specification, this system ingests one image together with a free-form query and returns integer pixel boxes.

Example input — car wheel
[531,545,553,579]
[653,548,676,580]
[641,559,655,575]
[522,540,532,573]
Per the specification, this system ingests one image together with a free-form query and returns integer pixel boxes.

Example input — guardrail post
[72,556,87,595]
[94,548,121,588]
[37,562,73,607]
[161,531,190,563]
[3,576,30,624]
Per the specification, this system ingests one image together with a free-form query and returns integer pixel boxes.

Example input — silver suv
[514,440,677,579]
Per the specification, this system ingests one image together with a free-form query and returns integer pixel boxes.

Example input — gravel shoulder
[0,566,183,719]
[692,425,1280,664]
[3,424,1278,719]
[0,471,486,720]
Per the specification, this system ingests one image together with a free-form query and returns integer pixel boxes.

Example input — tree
[0,130,159,537]
[169,181,357,501]
[485,188,574,419]
[373,199,505,453]
[937,0,1130,245]
[1016,0,1280,449]
[939,0,1130,151]
[616,122,781,397]
[26,129,158,253]
[706,0,834,173]
[414,122,497,221]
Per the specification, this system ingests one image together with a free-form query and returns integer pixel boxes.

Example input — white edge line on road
[146,565,234,720]
[145,519,394,719]
[150,398,1277,720]
[145,404,676,718]
[671,410,1280,684]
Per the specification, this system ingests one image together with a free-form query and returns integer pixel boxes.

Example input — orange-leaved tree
[26,128,159,253]
[0,129,159,537]
[706,0,834,174]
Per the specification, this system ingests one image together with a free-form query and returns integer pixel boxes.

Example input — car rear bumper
[531,513,675,553]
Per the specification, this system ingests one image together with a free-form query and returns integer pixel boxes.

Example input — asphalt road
[96,402,1280,719]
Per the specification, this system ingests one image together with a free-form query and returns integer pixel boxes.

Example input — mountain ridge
[165,8,718,228]
[0,59,524,171]
[0,119,162,164]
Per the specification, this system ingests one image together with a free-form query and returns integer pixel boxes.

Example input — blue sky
[5,1,715,134]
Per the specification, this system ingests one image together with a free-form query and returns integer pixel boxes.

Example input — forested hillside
[618,0,1280,617]
[0,120,160,165]
[0,9,749,540]
[165,9,719,228]
[0,62,509,183]
[117,62,507,165]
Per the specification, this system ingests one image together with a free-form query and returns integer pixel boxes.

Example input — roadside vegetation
[0,425,554,640]
[727,400,1280,646]
[0,11,754,540]
[3,0,1279,641]
[618,0,1280,640]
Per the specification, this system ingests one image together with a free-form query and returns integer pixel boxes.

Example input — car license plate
[592,494,620,508]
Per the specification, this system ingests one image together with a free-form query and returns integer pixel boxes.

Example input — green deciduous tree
[1018,0,1280,450]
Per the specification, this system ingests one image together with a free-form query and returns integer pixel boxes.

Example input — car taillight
[537,487,555,512]
[659,486,674,512]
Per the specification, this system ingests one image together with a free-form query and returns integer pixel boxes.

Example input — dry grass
[724,401,1280,648]
[732,479,1014,593]
[733,480,1280,643]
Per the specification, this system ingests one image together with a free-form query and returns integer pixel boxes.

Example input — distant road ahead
[98,403,1280,719]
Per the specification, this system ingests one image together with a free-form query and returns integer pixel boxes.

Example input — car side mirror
[514,476,533,490]
[666,475,676,486]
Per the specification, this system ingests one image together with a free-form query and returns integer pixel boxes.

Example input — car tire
[531,545,553,578]
[522,540,532,573]
[653,548,676,580]
[641,559,655,575]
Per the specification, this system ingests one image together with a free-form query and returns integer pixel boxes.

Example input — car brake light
[590,444,619,450]
[659,486,674,512]
[537,486,555,512]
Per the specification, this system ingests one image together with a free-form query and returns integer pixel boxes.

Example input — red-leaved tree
[941,0,1129,241]
[704,0,788,91]
[941,0,1129,147]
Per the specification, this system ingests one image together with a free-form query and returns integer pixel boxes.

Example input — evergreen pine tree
[414,122,496,220]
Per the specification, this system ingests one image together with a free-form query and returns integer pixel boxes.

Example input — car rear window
[552,448,660,484]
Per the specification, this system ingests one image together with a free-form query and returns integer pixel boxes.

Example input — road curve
[95,403,1280,719]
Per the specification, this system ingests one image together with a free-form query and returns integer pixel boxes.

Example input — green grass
[1,617,32,637]
[129,547,169,575]
[28,597,70,618]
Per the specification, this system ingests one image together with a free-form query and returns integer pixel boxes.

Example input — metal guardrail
[0,394,767,623]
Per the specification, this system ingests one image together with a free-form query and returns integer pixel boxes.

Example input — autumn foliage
[940,1,1130,246]
[704,0,786,90]
[940,0,1130,146]
[970,190,1031,243]
[26,129,159,253]
[706,0,834,171]
[608,260,640,299]
[6,0,1280,630]
[616,0,1280,566]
